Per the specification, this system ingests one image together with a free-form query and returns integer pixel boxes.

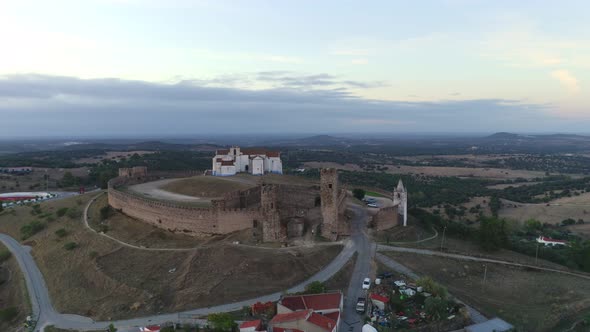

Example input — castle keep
[107,167,347,242]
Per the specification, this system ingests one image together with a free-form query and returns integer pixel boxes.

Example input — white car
[367,203,378,208]
[394,280,406,287]
[362,278,371,290]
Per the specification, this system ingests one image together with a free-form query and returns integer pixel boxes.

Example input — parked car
[362,277,371,290]
[378,272,393,279]
[367,203,378,208]
[356,297,366,313]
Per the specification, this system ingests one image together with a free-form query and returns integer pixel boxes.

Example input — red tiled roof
[280,292,342,312]
[141,326,161,332]
[216,149,229,155]
[370,294,389,303]
[240,319,262,329]
[540,236,567,243]
[273,328,304,332]
[241,149,268,155]
[216,158,223,162]
[221,161,235,166]
[324,311,340,322]
[266,151,280,157]
[307,313,337,332]
[270,310,312,324]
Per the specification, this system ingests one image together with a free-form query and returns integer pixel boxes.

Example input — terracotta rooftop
[280,292,342,312]
[307,312,337,332]
[539,236,567,243]
[270,310,312,324]
[324,311,340,322]
[239,319,262,329]
[273,328,304,332]
[370,294,389,303]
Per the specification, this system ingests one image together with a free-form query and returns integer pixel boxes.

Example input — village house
[269,292,343,332]
[536,236,568,246]
[212,146,282,176]
[240,319,264,332]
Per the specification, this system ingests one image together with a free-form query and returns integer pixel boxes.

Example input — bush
[66,208,81,219]
[64,242,78,250]
[20,220,46,240]
[55,228,68,238]
[561,218,576,226]
[304,281,326,294]
[352,188,366,200]
[208,313,236,332]
[56,207,69,217]
[89,251,99,259]
[100,205,113,220]
[0,307,18,322]
[0,250,11,263]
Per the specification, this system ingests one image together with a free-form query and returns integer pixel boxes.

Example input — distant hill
[485,132,525,140]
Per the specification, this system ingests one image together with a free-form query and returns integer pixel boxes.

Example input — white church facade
[212,146,283,176]
[393,179,408,227]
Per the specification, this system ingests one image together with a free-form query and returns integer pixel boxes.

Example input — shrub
[66,208,81,219]
[89,251,99,259]
[20,220,46,240]
[561,218,576,226]
[64,242,78,250]
[0,307,18,322]
[0,250,11,263]
[55,228,68,238]
[56,207,69,217]
[207,313,236,332]
[352,188,366,200]
[100,205,113,220]
[304,281,326,294]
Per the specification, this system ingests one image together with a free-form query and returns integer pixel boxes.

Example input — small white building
[536,236,568,246]
[212,146,282,176]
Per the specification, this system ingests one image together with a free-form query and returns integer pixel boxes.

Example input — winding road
[0,200,366,332]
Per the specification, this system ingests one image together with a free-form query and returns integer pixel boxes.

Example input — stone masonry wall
[373,206,399,231]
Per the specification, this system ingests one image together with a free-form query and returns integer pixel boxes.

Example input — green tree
[416,277,448,299]
[489,195,501,217]
[208,312,237,332]
[305,281,326,294]
[64,242,78,250]
[524,219,542,233]
[0,307,18,322]
[60,171,80,187]
[478,217,508,251]
[352,188,366,200]
[425,297,448,332]
[55,228,68,238]
[0,203,3,213]
[0,250,11,263]
[107,323,118,332]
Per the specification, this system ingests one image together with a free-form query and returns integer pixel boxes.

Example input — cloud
[551,70,580,94]
[254,71,386,89]
[351,59,368,65]
[0,74,557,137]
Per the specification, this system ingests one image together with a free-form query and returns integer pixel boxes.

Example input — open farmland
[304,161,546,180]
[384,251,590,332]
[499,198,590,225]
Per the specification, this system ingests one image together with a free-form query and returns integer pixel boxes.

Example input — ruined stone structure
[118,166,148,179]
[320,168,347,240]
[108,168,347,242]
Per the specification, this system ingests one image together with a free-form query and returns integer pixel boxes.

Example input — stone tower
[261,184,285,242]
[393,179,408,226]
[320,168,339,240]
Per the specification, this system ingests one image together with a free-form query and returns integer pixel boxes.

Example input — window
[328,183,332,189]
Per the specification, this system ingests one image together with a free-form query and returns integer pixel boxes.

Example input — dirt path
[128,178,210,203]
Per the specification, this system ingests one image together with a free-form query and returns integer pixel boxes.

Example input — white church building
[212,146,283,176]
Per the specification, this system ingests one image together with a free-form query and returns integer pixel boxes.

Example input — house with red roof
[272,292,343,332]
[240,319,264,332]
[269,309,338,332]
[537,236,568,246]
[369,293,389,310]
[140,325,161,332]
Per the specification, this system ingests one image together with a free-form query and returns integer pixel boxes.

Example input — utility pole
[482,264,488,292]
[535,242,539,265]
[45,169,48,191]
[440,226,447,252]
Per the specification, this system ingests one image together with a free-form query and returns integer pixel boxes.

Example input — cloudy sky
[0,0,589,137]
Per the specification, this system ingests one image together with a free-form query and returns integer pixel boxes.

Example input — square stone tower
[261,184,285,242]
[320,168,340,240]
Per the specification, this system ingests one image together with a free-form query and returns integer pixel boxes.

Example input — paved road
[377,244,590,280]
[339,204,373,332]
[0,222,358,331]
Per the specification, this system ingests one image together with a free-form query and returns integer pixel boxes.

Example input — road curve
[0,219,359,331]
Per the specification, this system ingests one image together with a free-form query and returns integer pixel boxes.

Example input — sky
[0,0,589,137]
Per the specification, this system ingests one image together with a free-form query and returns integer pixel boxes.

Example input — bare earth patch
[0,194,342,320]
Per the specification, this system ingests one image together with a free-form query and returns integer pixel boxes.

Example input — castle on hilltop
[212,146,283,176]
